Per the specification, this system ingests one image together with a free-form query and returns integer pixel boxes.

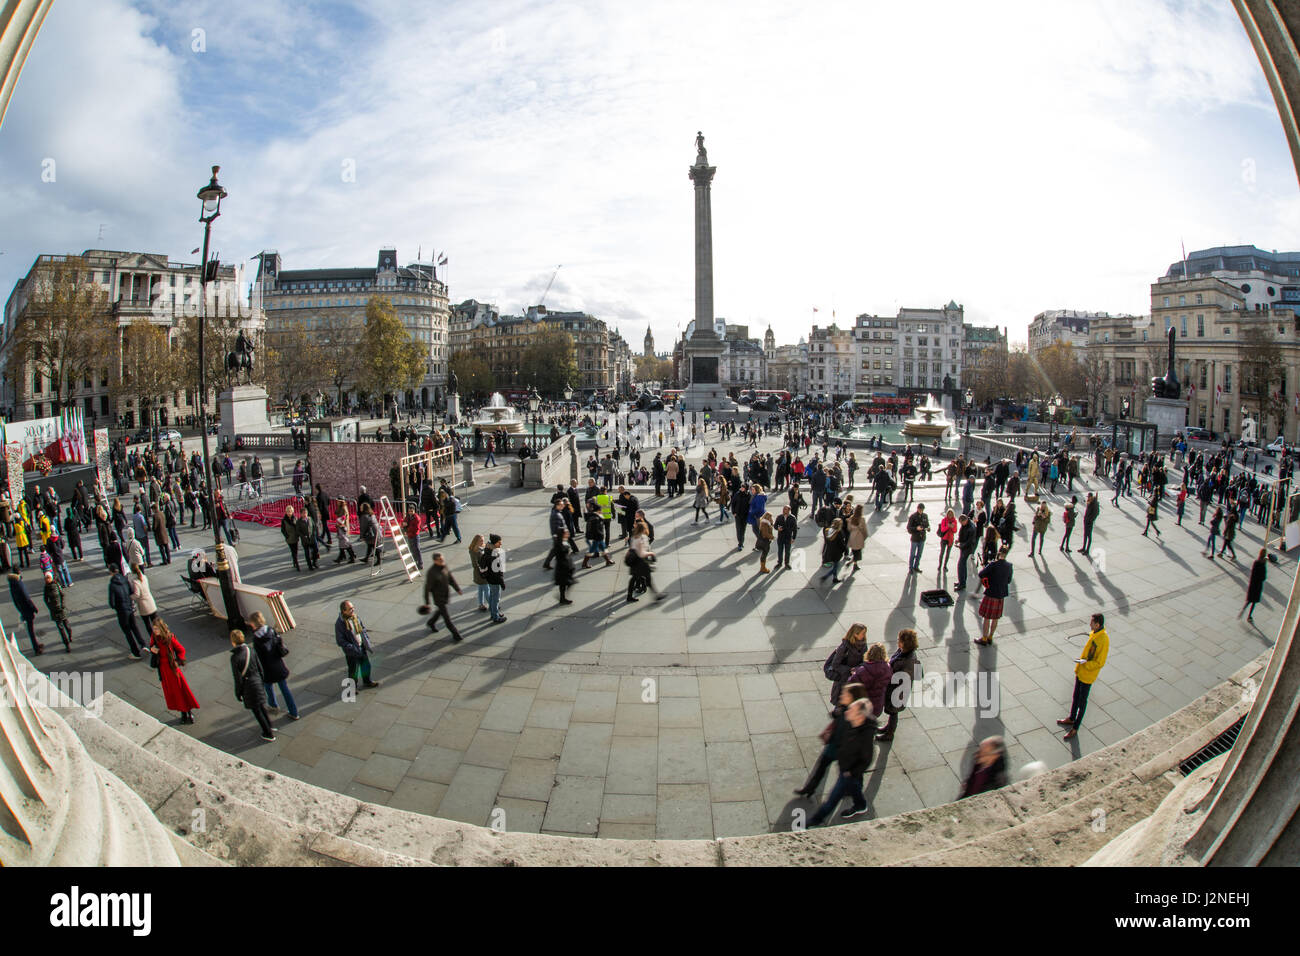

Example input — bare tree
[1240,323,1286,437]
[264,325,323,408]
[12,255,115,415]
[110,319,183,431]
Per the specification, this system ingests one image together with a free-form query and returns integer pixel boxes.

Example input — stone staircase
[57,651,1268,866]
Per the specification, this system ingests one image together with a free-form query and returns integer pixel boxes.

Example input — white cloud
[1,0,1296,355]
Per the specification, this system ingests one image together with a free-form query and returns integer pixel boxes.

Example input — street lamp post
[195,165,244,633]
[528,386,541,456]
[1048,394,1061,451]
[964,387,973,455]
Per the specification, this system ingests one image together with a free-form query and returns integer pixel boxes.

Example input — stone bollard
[462,458,476,488]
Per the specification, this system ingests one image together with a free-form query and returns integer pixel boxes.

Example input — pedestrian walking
[807,699,875,824]
[147,620,199,724]
[625,519,664,603]
[819,517,848,584]
[1057,612,1109,740]
[795,683,868,799]
[249,611,299,720]
[419,552,464,640]
[230,629,276,741]
[1242,548,1268,622]
[959,736,1008,797]
[281,505,303,570]
[692,479,710,523]
[332,503,359,564]
[954,513,977,591]
[774,504,798,569]
[40,570,71,651]
[108,568,144,657]
[335,600,380,689]
[129,564,159,632]
[1080,493,1099,555]
[1205,506,1224,557]
[1141,496,1162,538]
[7,570,42,655]
[847,504,868,572]
[1219,510,1238,559]
[554,530,576,603]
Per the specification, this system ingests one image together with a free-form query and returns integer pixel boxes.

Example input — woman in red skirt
[975,547,1014,645]
[148,619,200,724]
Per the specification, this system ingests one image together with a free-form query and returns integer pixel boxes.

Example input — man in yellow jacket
[1058,612,1108,740]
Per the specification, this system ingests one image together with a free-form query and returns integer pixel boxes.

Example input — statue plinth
[219,384,271,438]
[1143,396,1187,443]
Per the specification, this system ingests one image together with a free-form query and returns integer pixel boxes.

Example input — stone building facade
[257,248,449,409]
[1,248,257,427]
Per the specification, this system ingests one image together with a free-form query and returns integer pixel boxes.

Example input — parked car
[1185,427,1214,442]
[159,428,182,442]
[1266,436,1289,456]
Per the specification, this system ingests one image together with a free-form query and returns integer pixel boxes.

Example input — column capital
[688,164,716,185]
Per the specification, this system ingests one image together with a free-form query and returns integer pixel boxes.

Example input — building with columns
[456,303,618,396]
[1,248,257,427]
[1084,245,1300,439]
[257,248,449,409]
[767,340,809,396]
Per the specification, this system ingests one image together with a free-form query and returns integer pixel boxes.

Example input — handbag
[819,719,835,744]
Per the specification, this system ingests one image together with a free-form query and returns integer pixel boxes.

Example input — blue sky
[1,0,1297,350]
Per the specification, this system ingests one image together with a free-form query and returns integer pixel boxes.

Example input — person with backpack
[876,628,919,742]
[440,490,463,544]
[1141,495,1162,538]
[823,622,868,709]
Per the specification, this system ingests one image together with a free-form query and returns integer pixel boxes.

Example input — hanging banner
[5,443,23,506]
[0,412,89,470]
[93,428,112,497]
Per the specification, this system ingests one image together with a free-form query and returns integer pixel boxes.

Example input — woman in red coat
[148,620,200,724]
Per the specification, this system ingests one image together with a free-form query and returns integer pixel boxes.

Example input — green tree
[448,348,494,397]
[264,325,323,408]
[634,354,673,386]
[13,255,115,415]
[357,296,426,410]
[519,328,579,397]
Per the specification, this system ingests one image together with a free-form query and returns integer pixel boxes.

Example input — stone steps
[61,647,1266,866]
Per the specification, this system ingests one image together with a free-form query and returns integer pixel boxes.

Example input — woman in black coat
[553,530,575,605]
[249,611,298,720]
[819,518,848,584]
[876,627,919,742]
[7,571,42,655]
[1242,548,1268,623]
[230,629,275,741]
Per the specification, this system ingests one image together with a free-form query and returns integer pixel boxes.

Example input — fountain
[470,393,526,433]
[900,394,956,441]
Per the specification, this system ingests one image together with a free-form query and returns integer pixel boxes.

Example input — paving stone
[705,740,762,802]
[605,736,658,794]
[658,675,700,697]
[657,728,709,784]
[388,777,448,815]
[494,796,547,834]
[535,670,582,700]
[738,673,780,700]
[514,727,566,759]
[601,792,657,825]
[570,690,618,723]
[743,698,793,735]
[479,686,538,733]
[437,764,506,826]
[906,764,963,807]
[614,702,659,736]
[578,673,621,692]
[418,676,464,699]
[749,732,807,772]
[406,744,465,785]
[698,674,742,709]
[396,694,451,731]
[331,730,379,761]
[542,775,603,834]
[773,670,819,694]
[428,707,483,750]
[656,783,714,839]
[355,753,413,791]
[499,756,559,802]
[373,722,430,761]
[463,729,519,770]
[702,707,750,742]
[557,722,614,777]
[658,696,703,728]
[526,697,575,730]
[598,822,657,840]
[712,800,770,838]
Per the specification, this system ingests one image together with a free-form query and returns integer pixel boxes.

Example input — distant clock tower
[644,325,655,357]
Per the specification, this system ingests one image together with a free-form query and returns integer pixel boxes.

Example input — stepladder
[378,495,420,582]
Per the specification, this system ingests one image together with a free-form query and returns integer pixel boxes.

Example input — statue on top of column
[695,131,708,165]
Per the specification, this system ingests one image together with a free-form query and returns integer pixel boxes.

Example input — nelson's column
[680,132,737,413]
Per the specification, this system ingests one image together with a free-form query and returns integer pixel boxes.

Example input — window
[1197,315,1204,337]
[1224,365,1232,390]
[1195,294,1203,304]
[1224,327,1231,336]
[1179,295,1186,306]
[1199,365,1207,389]
[1163,296,1170,307]
[1181,317,1187,337]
